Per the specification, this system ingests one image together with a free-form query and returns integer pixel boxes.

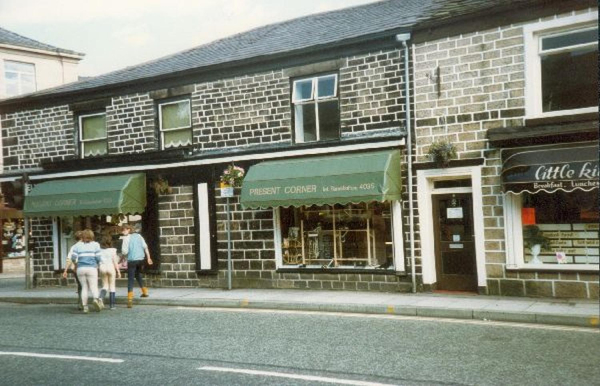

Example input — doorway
[432,193,478,291]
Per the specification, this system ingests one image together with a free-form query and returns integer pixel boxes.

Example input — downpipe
[396,33,417,293]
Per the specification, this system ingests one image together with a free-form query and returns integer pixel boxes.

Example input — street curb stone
[1,296,597,329]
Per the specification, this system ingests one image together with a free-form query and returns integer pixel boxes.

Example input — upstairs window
[524,13,598,118]
[292,74,339,143]
[158,99,192,149]
[4,61,36,97]
[79,113,107,158]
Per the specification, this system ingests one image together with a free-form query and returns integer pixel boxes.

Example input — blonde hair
[80,229,95,243]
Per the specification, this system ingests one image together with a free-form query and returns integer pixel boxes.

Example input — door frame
[416,166,487,291]
[432,192,478,291]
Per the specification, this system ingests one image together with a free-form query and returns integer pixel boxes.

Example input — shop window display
[1,218,26,258]
[58,215,142,269]
[279,202,394,269]
[521,190,599,265]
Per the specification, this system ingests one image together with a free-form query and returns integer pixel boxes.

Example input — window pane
[161,101,191,130]
[5,82,18,97]
[164,128,192,148]
[20,74,36,94]
[541,47,598,112]
[4,61,34,74]
[280,203,394,268]
[83,140,107,157]
[81,115,106,140]
[293,79,313,101]
[316,75,336,98]
[317,100,339,141]
[294,104,316,142]
[542,28,598,51]
[521,191,599,265]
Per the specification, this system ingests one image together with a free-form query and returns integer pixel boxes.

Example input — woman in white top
[99,235,121,310]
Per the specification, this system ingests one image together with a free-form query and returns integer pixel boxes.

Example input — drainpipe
[396,33,416,293]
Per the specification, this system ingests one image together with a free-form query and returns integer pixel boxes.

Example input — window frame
[78,112,108,159]
[4,60,37,97]
[157,98,192,150]
[292,73,339,143]
[504,192,599,272]
[524,12,598,119]
[273,201,405,272]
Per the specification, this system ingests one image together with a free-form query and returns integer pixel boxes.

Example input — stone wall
[412,9,599,299]
[153,185,197,287]
[2,48,407,171]
[1,105,74,171]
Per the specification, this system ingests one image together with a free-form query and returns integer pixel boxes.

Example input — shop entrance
[432,193,477,291]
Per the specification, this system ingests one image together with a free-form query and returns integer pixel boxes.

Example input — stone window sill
[277,267,405,275]
[506,264,599,273]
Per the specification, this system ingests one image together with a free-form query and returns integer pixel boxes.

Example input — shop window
[519,190,598,265]
[4,60,36,97]
[79,112,107,158]
[524,13,598,118]
[158,99,192,149]
[57,215,142,270]
[292,74,339,143]
[278,202,394,269]
[1,218,26,258]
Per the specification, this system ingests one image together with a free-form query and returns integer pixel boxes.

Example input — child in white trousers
[99,236,121,310]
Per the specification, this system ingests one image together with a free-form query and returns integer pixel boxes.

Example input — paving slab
[0,276,597,328]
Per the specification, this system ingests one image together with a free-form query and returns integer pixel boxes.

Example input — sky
[0,0,379,77]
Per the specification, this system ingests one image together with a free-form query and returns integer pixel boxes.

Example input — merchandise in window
[4,61,36,97]
[59,215,142,269]
[279,202,394,269]
[292,74,339,143]
[159,99,192,149]
[79,113,107,158]
[1,218,26,258]
[520,190,599,265]
[540,27,598,113]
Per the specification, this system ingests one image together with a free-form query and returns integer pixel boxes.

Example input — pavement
[0,273,598,328]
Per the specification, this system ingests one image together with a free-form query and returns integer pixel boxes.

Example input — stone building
[411,2,598,298]
[0,26,84,274]
[0,0,597,298]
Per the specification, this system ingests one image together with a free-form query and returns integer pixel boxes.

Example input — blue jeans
[127,260,145,292]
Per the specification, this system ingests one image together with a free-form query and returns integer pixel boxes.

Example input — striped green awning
[241,150,402,209]
[24,173,146,218]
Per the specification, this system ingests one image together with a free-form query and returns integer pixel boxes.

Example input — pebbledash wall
[2,47,415,291]
[412,8,599,299]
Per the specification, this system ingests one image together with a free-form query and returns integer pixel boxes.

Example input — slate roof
[0,0,572,103]
[0,26,84,57]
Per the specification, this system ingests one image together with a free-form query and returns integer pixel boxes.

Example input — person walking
[121,224,153,308]
[99,236,121,310]
[62,231,83,310]
[71,229,103,313]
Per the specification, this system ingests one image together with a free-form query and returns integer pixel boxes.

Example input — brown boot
[141,287,149,298]
[127,291,134,308]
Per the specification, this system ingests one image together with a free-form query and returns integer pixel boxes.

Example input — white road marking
[0,351,123,363]
[176,306,599,333]
[199,366,397,386]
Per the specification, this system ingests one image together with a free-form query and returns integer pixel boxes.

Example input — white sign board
[447,207,463,219]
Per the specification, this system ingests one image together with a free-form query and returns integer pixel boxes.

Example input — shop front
[0,205,25,274]
[23,173,149,273]
[241,150,406,273]
[502,142,599,270]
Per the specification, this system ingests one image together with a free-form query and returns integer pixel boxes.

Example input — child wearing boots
[121,223,153,308]
[99,236,121,310]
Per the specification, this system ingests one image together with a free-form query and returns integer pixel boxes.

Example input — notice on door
[447,207,463,219]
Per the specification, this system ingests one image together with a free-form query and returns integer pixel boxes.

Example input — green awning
[24,173,146,218]
[241,150,402,209]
